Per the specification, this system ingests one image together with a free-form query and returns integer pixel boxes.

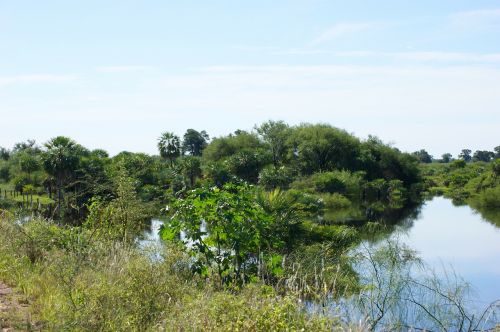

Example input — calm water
[141,196,500,308]
[376,196,500,307]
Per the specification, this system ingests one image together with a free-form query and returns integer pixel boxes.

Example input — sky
[1,0,499,157]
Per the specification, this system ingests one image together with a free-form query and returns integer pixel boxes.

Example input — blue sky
[1,0,499,157]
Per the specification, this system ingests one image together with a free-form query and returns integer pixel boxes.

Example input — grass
[0,182,54,206]
[0,216,340,331]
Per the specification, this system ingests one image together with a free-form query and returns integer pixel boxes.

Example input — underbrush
[0,216,339,331]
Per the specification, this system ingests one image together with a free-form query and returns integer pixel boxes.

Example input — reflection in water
[141,197,500,322]
[361,197,500,309]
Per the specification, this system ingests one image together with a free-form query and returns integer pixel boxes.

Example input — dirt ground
[0,282,36,332]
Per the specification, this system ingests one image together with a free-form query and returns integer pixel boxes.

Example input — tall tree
[290,124,360,174]
[459,149,472,162]
[42,136,82,217]
[472,150,495,162]
[255,120,290,167]
[158,132,181,165]
[182,129,209,156]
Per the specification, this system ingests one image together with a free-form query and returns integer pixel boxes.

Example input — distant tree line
[412,146,499,164]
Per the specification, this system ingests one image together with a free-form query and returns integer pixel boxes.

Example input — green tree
[160,183,274,285]
[226,151,266,183]
[0,147,10,161]
[289,124,360,174]
[19,152,41,180]
[13,139,40,154]
[459,149,472,162]
[203,130,264,162]
[440,153,452,163]
[412,149,433,163]
[255,120,290,167]
[182,129,209,156]
[85,166,149,242]
[158,132,181,165]
[180,156,202,187]
[42,136,83,217]
[472,150,495,162]
[494,146,500,159]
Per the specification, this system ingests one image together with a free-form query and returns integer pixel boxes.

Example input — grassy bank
[0,215,341,331]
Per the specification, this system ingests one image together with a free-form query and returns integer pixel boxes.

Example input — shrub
[258,166,293,190]
[319,193,352,209]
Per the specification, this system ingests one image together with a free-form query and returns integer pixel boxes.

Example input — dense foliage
[0,122,498,330]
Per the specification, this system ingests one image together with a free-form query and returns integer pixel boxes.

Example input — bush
[0,216,338,331]
[450,159,466,169]
[476,186,500,208]
[318,193,352,209]
[12,174,30,192]
[291,170,363,196]
[258,166,293,190]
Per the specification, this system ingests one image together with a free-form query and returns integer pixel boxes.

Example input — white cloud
[310,22,376,46]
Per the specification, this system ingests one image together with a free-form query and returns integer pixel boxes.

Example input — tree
[182,129,209,156]
[85,166,149,242]
[158,132,181,165]
[42,136,83,217]
[19,152,41,180]
[13,139,40,154]
[472,150,494,162]
[255,120,290,167]
[160,183,274,285]
[0,147,10,161]
[440,153,452,163]
[412,149,432,163]
[290,124,360,174]
[202,130,264,162]
[180,156,202,187]
[226,151,266,183]
[494,146,500,159]
[458,149,472,162]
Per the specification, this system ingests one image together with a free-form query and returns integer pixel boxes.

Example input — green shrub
[476,186,500,208]
[319,193,352,209]
[450,159,466,169]
[258,166,293,190]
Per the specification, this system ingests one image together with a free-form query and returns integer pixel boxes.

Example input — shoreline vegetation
[1,121,499,330]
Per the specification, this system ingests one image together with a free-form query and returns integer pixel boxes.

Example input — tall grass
[0,216,339,331]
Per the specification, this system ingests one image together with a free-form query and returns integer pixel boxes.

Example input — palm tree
[158,132,181,166]
[42,136,81,218]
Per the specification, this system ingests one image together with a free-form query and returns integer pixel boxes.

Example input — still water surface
[376,197,500,307]
[142,196,500,307]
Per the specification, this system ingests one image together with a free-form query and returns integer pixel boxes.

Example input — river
[141,196,500,319]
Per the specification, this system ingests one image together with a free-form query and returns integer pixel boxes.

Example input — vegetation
[0,123,499,330]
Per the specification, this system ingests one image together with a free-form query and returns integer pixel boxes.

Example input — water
[141,196,500,311]
[371,197,500,307]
